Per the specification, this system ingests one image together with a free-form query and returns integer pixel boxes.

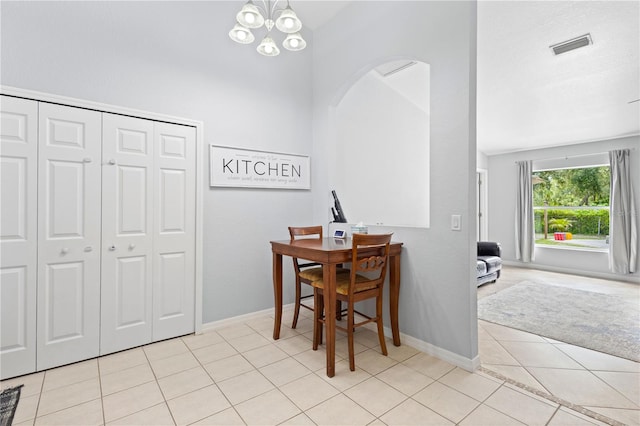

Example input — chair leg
[348,301,356,371]
[292,278,302,329]
[318,290,324,346]
[313,288,323,350]
[376,294,388,356]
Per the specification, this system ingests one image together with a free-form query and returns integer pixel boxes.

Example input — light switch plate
[451,214,461,231]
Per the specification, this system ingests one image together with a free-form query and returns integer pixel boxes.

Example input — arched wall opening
[327,59,431,228]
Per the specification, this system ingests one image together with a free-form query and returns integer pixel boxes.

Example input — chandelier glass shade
[229,0,306,57]
[236,2,264,28]
[283,32,306,51]
[257,35,280,56]
[275,6,302,33]
[229,24,255,44]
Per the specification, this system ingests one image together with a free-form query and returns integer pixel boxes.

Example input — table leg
[272,252,283,340]
[389,253,402,346]
[323,263,336,377]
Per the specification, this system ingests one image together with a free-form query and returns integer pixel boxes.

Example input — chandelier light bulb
[244,13,255,24]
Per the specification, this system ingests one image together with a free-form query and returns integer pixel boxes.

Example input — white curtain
[609,149,638,274]
[515,160,535,262]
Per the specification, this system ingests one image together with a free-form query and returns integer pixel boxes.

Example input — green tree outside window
[533,166,610,250]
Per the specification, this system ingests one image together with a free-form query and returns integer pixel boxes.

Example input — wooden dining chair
[288,226,348,328]
[311,233,392,371]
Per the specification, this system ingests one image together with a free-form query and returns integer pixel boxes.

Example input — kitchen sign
[210,145,310,189]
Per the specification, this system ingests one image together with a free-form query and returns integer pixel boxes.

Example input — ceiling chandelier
[229,0,307,57]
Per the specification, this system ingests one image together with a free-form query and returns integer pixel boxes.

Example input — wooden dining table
[270,237,403,377]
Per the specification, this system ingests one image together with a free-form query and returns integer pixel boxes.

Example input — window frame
[532,159,610,253]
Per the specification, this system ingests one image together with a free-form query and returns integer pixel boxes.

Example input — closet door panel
[43,262,85,338]
[0,96,38,379]
[100,114,154,355]
[37,103,101,370]
[153,123,195,341]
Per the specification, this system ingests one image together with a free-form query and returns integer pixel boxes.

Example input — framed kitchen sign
[210,145,311,189]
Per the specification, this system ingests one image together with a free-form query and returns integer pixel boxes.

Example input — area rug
[478,281,640,362]
[0,385,23,426]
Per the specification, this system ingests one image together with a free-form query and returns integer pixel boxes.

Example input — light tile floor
[478,266,640,426]
[2,267,638,425]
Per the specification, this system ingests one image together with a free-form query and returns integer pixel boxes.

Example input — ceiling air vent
[550,34,593,55]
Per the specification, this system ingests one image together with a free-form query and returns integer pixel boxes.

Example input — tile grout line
[453,380,518,426]
[32,370,46,424]
[99,344,180,425]
[203,327,274,415]
[30,365,102,424]
[247,317,407,424]
[479,366,626,426]
[143,344,179,426]
[484,328,556,395]
[195,323,304,424]
[545,405,563,426]
[243,319,332,423]
[249,318,395,423]
[97,361,106,426]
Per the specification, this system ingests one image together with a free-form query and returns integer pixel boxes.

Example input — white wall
[334,70,430,227]
[487,136,640,281]
[0,1,315,322]
[313,1,479,364]
[477,151,489,170]
[2,0,481,368]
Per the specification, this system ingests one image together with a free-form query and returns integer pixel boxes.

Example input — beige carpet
[478,281,640,362]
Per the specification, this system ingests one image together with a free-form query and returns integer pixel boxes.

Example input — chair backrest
[349,233,392,295]
[289,226,323,241]
[288,226,323,271]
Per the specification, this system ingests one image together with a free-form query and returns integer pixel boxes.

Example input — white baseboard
[359,323,479,372]
[502,260,640,284]
[202,306,479,373]
[200,303,298,333]
[201,307,278,332]
[388,327,480,372]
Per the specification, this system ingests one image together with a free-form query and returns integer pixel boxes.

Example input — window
[533,164,610,251]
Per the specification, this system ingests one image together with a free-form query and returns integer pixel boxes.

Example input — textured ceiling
[477,1,640,155]
[294,1,640,156]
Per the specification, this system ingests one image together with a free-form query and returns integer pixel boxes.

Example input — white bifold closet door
[100,114,155,355]
[152,122,196,341]
[0,96,38,379]
[36,103,102,370]
[0,98,195,377]
[100,115,195,354]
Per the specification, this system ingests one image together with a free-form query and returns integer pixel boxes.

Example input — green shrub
[534,209,609,235]
[548,218,572,232]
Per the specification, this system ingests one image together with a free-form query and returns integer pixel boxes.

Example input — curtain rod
[514,148,636,164]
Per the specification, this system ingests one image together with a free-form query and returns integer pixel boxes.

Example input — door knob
[84,246,93,252]
[108,159,116,165]
[61,248,69,255]
[108,245,116,251]
[128,244,136,250]
[83,157,92,163]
